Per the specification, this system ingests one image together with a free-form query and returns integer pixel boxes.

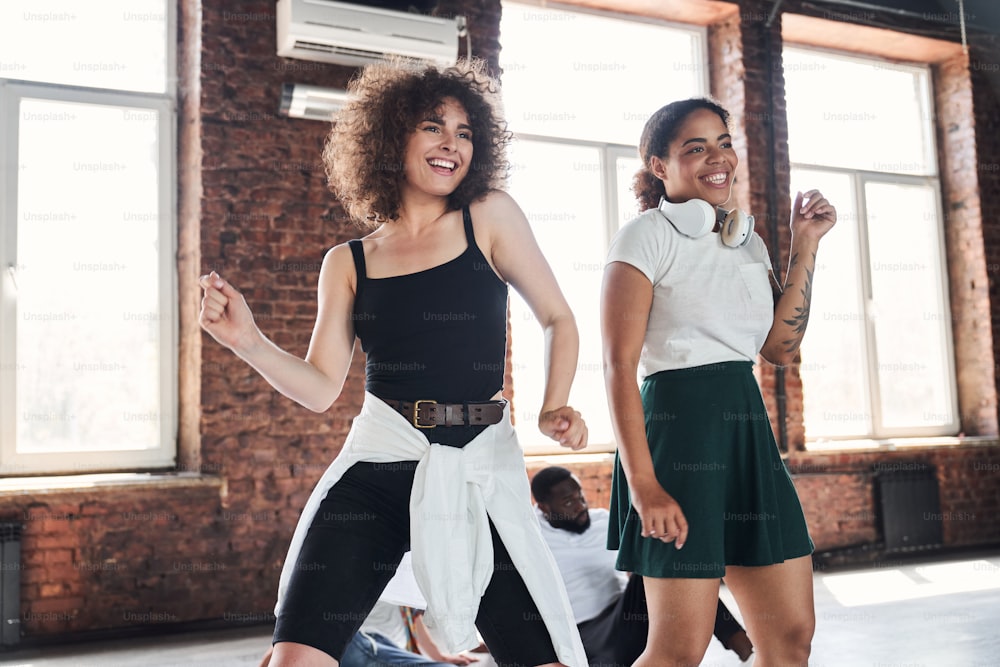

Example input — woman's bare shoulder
[318,241,362,289]
[468,190,531,241]
[469,189,521,219]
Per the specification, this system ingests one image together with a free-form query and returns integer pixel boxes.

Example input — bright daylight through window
[784,46,958,445]
[0,1,175,475]
[499,2,705,451]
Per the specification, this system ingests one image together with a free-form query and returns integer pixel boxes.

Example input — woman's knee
[269,641,339,667]
[752,618,813,665]
[643,632,711,666]
[785,614,815,658]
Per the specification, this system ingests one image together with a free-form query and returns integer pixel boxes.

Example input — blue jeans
[338,631,455,667]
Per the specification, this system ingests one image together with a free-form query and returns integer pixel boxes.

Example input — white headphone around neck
[656,196,754,248]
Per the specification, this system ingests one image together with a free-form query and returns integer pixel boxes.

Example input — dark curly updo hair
[632,97,731,211]
[323,57,511,228]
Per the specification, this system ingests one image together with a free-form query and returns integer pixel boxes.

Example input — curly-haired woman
[199,59,589,667]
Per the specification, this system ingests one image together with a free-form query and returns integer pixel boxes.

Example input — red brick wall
[971,31,1000,394]
[793,444,1000,550]
[528,442,1000,555]
[3,480,237,636]
[934,47,999,436]
[1,0,998,646]
[712,1,804,450]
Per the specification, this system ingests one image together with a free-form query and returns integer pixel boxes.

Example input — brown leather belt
[382,398,507,429]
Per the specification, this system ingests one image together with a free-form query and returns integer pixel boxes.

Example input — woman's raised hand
[198,271,260,353]
[791,189,837,240]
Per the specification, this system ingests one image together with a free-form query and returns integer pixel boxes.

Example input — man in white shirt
[532,466,754,664]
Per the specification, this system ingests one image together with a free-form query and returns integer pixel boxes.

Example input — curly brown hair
[323,57,511,228]
[632,97,731,211]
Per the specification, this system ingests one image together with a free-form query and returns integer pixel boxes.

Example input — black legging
[273,460,559,666]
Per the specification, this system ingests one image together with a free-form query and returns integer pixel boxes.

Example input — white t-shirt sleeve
[359,600,410,649]
[606,211,671,284]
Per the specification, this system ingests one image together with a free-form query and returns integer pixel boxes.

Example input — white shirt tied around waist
[274,392,587,665]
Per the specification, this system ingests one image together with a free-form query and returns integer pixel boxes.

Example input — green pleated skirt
[608,361,814,578]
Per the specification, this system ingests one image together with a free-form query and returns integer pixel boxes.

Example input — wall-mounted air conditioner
[279,83,351,121]
[276,0,465,68]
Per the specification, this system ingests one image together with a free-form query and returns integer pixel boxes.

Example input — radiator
[0,523,21,646]
[874,463,943,553]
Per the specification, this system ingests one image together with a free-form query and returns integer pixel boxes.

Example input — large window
[500,2,706,451]
[784,47,958,444]
[0,1,176,474]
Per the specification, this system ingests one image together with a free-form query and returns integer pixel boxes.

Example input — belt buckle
[413,399,437,429]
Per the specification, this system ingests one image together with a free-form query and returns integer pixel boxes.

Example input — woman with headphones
[601,97,836,666]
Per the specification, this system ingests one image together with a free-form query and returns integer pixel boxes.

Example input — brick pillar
[710,1,802,450]
[969,31,1000,432]
[934,47,999,436]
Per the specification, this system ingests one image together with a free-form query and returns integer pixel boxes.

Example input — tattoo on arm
[781,252,814,354]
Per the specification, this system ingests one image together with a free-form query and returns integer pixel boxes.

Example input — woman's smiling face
[652,107,737,208]
[400,96,474,200]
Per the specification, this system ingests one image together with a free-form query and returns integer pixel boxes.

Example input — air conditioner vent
[277,0,463,67]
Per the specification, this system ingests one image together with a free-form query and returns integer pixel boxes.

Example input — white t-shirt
[536,508,629,623]
[360,600,410,649]
[606,208,775,378]
[364,552,424,649]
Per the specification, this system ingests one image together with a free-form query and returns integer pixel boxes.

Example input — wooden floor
[1,549,998,666]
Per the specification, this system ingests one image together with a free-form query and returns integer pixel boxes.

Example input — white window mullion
[607,145,642,233]
[599,146,616,248]
[0,82,21,472]
[157,88,179,465]
[853,171,882,437]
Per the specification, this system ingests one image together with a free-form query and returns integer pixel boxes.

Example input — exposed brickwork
[194,3,365,639]
[0,0,997,647]
[792,444,1000,550]
[527,457,616,512]
[709,4,806,451]
[4,481,236,637]
[970,31,1000,419]
[934,48,999,436]
[528,441,1000,555]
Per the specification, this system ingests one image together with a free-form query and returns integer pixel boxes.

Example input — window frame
[784,46,960,444]
[0,7,177,476]
[506,134,638,455]
[499,1,708,454]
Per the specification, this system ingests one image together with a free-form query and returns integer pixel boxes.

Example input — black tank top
[349,206,508,408]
